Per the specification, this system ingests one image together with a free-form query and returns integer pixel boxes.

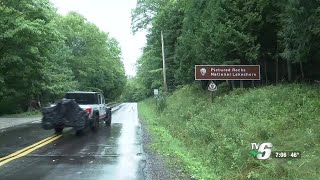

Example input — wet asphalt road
[0,103,145,180]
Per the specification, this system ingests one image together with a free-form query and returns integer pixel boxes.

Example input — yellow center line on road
[0,134,58,162]
[0,134,62,167]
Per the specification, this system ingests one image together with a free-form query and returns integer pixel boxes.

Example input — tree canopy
[0,0,126,114]
[131,0,320,98]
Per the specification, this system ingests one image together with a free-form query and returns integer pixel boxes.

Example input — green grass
[0,111,41,118]
[138,84,320,180]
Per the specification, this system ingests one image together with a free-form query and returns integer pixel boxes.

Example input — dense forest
[0,0,126,115]
[131,0,320,100]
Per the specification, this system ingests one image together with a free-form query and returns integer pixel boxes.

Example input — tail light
[85,108,92,114]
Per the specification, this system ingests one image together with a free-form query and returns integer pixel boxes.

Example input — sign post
[208,81,217,103]
[154,89,159,107]
[154,89,159,97]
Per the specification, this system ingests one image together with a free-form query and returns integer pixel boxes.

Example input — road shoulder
[0,116,41,130]
[141,121,192,180]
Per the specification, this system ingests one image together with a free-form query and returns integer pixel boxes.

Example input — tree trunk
[226,80,231,89]
[299,60,304,80]
[231,80,235,90]
[37,95,41,108]
[287,60,292,81]
[240,80,243,88]
[276,56,279,84]
[264,59,268,84]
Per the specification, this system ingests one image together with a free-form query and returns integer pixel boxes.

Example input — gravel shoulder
[141,121,192,180]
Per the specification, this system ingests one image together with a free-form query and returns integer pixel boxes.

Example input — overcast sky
[50,0,146,76]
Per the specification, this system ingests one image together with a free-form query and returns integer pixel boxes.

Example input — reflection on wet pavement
[0,103,145,180]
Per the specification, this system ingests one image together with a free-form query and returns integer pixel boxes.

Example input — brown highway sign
[195,65,260,80]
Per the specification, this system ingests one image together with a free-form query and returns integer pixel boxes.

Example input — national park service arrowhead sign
[208,82,217,92]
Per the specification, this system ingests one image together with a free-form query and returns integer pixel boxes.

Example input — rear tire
[91,114,99,131]
[105,113,111,126]
[54,127,64,134]
[76,129,84,136]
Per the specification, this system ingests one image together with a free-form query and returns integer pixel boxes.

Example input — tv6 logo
[251,143,273,160]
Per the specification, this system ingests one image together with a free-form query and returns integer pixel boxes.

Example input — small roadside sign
[208,82,217,92]
[154,89,159,96]
[208,81,217,103]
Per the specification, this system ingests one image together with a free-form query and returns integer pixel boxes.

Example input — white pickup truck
[42,91,112,135]
[64,91,112,129]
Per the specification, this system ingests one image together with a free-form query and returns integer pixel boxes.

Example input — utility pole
[161,31,167,95]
